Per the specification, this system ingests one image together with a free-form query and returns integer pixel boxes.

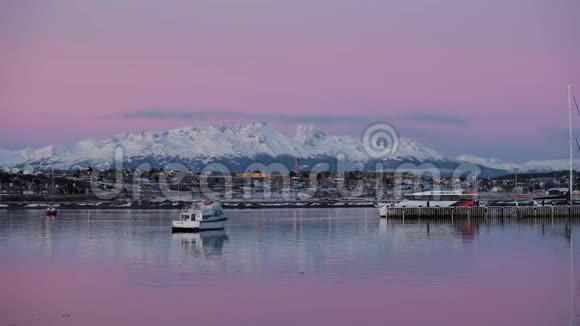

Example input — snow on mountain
[455,154,578,173]
[292,125,446,162]
[3,123,573,175]
[519,160,578,172]
[0,123,450,170]
[454,154,521,171]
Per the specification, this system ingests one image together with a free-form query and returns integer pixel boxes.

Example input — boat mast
[515,168,518,205]
[570,226,575,326]
[51,167,54,205]
[569,83,574,204]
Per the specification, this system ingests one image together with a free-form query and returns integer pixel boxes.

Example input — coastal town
[1,167,577,208]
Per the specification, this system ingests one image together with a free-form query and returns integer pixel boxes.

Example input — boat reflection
[379,215,580,247]
[379,219,478,244]
[173,230,229,258]
[458,223,476,242]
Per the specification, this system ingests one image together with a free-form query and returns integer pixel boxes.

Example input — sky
[1,0,579,161]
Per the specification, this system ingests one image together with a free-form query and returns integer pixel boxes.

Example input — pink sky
[1,0,579,160]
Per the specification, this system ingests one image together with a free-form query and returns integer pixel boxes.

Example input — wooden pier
[380,206,580,219]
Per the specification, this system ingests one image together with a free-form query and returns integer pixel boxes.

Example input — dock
[380,206,580,219]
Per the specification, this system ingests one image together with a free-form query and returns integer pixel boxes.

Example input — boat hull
[379,201,477,216]
[171,217,228,232]
[378,206,387,217]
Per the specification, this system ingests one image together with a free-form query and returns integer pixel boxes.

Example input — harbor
[1,207,577,326]
[380,205,580,219]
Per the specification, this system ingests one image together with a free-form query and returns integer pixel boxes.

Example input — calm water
[0,208,577,325]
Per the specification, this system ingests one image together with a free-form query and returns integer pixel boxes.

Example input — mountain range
[453,154,576,174]
[0,123,573,176]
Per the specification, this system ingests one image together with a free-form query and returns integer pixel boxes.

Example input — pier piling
[379,206,580,219]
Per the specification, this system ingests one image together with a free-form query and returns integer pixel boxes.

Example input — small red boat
[45,206,58,216]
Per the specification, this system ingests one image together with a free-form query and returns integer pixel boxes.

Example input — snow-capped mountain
[12,122,577,176]
[454,155,521,171]
[455,154,578,173]
[0,123,459,172]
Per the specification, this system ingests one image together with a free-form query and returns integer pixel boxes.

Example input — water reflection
[173,230,229,258]
[378,216,578,248]
[1,208,579,325]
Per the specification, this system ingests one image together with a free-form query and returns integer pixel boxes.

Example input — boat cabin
[404,191,478,201]
[180,210,203,222]
[179,201,224,222]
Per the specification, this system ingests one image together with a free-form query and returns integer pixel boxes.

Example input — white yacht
[171,200,228,232]
[378,190,478,216]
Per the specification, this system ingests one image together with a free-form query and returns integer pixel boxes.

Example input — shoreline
[0,200,379,210]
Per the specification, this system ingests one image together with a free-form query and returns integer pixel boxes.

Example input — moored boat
[378,190,478,216]
[171,200,228,232]
[45,205,58,216]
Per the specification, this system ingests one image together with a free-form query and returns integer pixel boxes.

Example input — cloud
[99,108,467,127]
[398,112,465,126]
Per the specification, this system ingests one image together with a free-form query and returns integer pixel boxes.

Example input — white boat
[378,190,478,216]
[171,200,228,232]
